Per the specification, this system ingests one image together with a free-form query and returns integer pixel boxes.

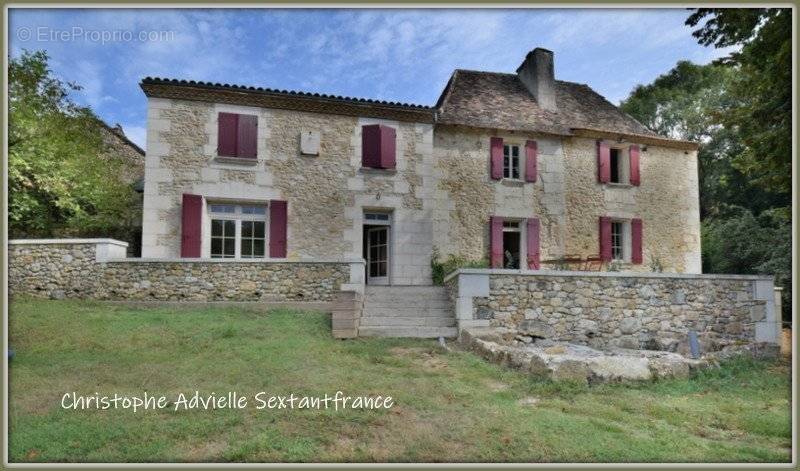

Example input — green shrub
[430,249,489,285]
[702,206,791,321]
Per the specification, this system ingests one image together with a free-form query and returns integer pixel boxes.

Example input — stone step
[363,299,450,309]
[358,326,458,338]
[359,316,457,327]
[362,307,454,318]
[365,286,448,297]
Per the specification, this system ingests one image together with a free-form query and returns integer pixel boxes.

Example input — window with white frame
[209,204,267,259]
[503,144,521,180]
[611,221,623,261]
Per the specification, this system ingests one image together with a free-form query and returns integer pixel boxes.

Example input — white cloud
[72,60,114,109]
[10,8,731,141]
[120,124,147,151]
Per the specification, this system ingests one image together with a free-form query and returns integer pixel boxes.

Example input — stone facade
[446,269,780,352]
[432,128,701,273]
[563,138,701,273]
[143,99,436,285]
[433,126,561,262]
[142,101,701,285]
[9,240,353,302]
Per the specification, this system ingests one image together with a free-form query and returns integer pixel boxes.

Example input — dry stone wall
[9,241,350,302]
[448,270,779,354]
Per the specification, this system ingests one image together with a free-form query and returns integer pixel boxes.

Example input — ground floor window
[611,221,624,261]
[607,219,634,262]
[209,203,267,259]
[503,220,521,269]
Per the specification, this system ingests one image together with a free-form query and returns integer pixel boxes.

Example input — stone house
[139,48,701,286]
[10,48,780,345]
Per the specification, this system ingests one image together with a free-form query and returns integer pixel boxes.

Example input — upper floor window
[609,148,629,184]
[209,203,267,259]
[218,112,258,159]
[503,144,521,180]
[598,142,639,186]
[361,124,396,169]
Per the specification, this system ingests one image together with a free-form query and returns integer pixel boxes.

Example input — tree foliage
[686,8,791,196]
[702,207,791,321]
[9,50,140,240]
[621,61,788,219]
[620,8,792,321]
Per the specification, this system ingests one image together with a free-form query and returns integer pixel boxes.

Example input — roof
[435,69,697,150]
[98,120,145,156]
[140,77,433,124]
[435,70,646,136]
[140,71,697,150]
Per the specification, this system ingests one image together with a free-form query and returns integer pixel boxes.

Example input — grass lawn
[8,300,792,463]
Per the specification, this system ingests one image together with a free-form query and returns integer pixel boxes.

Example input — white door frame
[366,226,390,285]
[364,211,392,285]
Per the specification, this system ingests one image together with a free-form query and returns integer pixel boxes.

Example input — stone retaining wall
[446,269,780,353]
[9,239,358,302]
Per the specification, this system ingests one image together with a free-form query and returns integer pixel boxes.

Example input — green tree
[702,207,791,322]
[9,50,139,241]
[620,61,787,219]
[686,8,791,199]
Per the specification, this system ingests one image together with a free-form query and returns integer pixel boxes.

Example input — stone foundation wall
[447,269,780,352]
[9,240,353,302]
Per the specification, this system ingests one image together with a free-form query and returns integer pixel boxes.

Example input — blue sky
[9,8,733,149]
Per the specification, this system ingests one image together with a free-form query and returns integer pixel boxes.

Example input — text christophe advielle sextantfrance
[61,391,394,413]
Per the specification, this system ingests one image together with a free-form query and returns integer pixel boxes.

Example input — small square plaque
[300,130,320,156]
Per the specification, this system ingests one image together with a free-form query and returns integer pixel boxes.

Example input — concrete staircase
[359,285,457,338]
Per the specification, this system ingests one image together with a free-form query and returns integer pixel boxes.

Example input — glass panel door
[366,226,389,285]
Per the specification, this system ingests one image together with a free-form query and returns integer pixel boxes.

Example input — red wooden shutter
[180,194,202,258]
[631,218,643,264]
[237,114,258,158]
[599,216,612,262]
[629,145,640,186]
[597,141,610,183]
[490,137,504,180]
[269,200,288,258]
[218,113,238,157]
[526,217,541,270]
[380,125,396,169]
[361,125,381,168]
[490,216,504,268]
[525,140,538,183]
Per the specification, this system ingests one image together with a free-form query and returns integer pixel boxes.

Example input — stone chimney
[516,48,556,111]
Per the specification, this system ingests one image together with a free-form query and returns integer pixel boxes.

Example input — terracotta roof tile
[141,77,431,110]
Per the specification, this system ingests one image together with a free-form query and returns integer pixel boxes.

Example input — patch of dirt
[183,440,228,462]
[517,397,540,407]
[484,380,510,392]
[389,347,449,371]
[357,405,468,462]
[388,347,428,357]
[781,328,791,357]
